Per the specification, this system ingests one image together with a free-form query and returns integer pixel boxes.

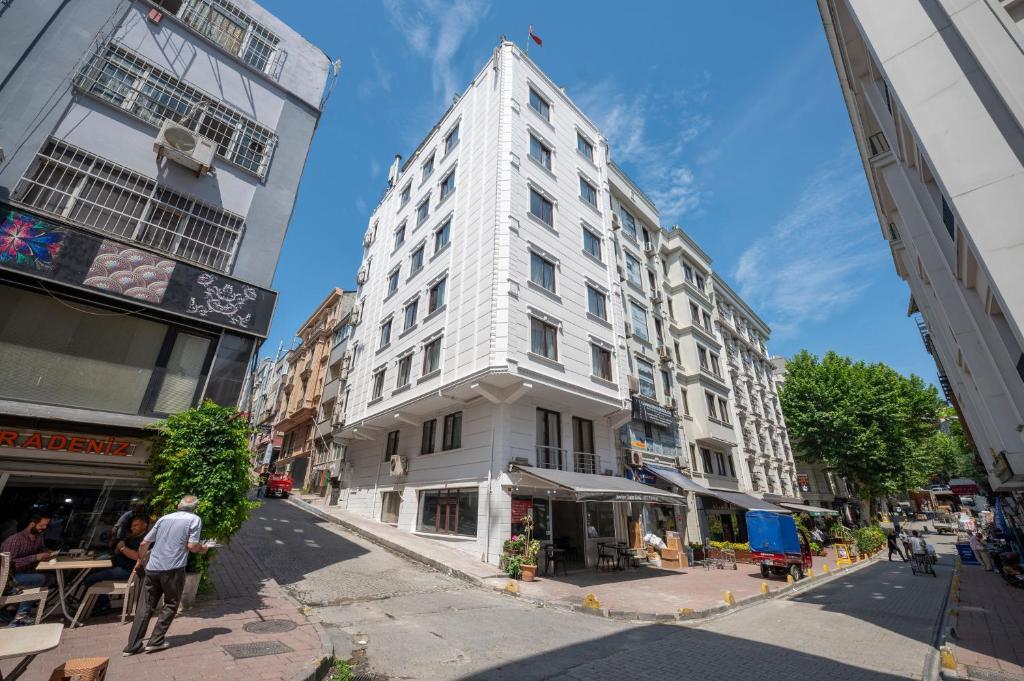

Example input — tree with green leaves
[778,350,942,518]
[148,400,257,582]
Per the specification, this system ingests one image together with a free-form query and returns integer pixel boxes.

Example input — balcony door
[536,408,562,469]
[572,417,596,474]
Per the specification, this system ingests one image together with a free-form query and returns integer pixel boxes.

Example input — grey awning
[780,502,839,516]
[645,465,712,495]
[509,465,687,504]
[705,488,791,512]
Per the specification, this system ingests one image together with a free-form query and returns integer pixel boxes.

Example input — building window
[702,310,713,333]
[181,0,281,74]
[421,419,436,455]
[419,488,477,536]
[580,177,597,207]
[387,268,400,296]
[530,252,556,292]
[661,259,668,277]
[718,397,730,424]
[400,184,411,208]
[403,298,418,331]
[696,273,706,291]
[587,285,607,319]
[394,223,406,250]
[423,336,442,374]
[619,206,637,239]
[710,353,721,377]
[444,124,460,154]
[428,277,446,313]
[529,87,550,120]
[15,138,244,272]
[654,318,664,345]
[442,411,462,450]
[530,188,554,226]
[530,318,558,359]
[577,133,594,161]
[417,198,430,226]
[728,454,736,478]
[690,302,700,324]
[422,153,435,180]
[673,341,681,363]
[698,346,709,370]
[637,359,656,399]
[79,44,277,176]
[411,245,425,273]
[715,451,727,476]
[591,344,612,380]
[700,447,713,474]
[683,263,694,282]
[372,369,386,400]
[660,369,672,395]
[434,218,451,252]
[440,168,456,201]
[630,302,648,341]
[397,355,412,387]
[385,430,400,461]
[941,196,955,240]
[529,135,552,170]
[583,227,602,260]
[379,320,392,349]
[680,388,690,416]
[623,254,643,289]
[705,392,718,419]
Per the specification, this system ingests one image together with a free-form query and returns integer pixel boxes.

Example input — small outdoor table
[36,557,112,621]
[0,622,63,681]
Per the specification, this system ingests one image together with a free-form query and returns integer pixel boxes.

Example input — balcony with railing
[536,446,603,475]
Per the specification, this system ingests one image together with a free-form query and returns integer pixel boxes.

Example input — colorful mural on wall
[84,240,176,303]
[0,210,64,270]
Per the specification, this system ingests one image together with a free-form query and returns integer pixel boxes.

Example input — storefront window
[418,489,478,536]
[511,496,551,540]
[586,502,615,538]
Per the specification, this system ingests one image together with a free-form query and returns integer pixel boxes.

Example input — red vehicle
[266,472,292,499]
[747,510,813,581]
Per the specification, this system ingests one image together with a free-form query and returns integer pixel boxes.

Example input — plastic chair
[70,571,137,628]
[0,552,49,624]
[48,657,109,681]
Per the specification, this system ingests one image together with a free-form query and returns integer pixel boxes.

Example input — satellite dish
[165,127,197,153]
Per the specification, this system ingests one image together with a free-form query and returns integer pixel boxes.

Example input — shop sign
[511,498,533,525]
[797,473,810,493]
[0,428,148,464]
[631,397,675,428]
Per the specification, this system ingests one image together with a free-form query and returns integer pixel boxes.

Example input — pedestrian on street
[256,468,270,499]
[969,531,993,571]
[886,529,906,561]
[123,496,208,656]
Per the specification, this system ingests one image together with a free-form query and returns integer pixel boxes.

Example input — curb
[931,557,960,680]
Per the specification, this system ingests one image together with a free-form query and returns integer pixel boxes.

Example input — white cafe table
[0,622,63,681]
[36,557,112,621]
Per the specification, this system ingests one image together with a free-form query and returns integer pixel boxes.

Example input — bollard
[823,564,830,574]
[723,591,736,606]
[806,568,814,577]
[582,593,601,609]
[787,574,794,585]
[939,645,957,670]
[760,581,769,595]
[505,581,519,594]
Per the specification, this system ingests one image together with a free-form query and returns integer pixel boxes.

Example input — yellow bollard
[582,593,601,609]
[823,564,830,574]
[724,591,736,606]
[505,581,519,594]
[678,607,694,616]
[787,574,794,585]
[940,645,957,670]
[806,568,814,577]
[760,581,769,595]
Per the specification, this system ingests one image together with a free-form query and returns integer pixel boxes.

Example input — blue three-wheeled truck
[747,510,813,581]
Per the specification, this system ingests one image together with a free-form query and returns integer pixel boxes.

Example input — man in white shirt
[123,495,208,656]
[909,530,928,557]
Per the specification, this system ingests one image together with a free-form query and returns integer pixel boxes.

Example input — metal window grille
[14,138,244,272]
[180,0,285,78]
[75,43,277,177]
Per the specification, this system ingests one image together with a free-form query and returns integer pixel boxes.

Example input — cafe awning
[645,465,712,495]
[779,502,839,516]
[704,488,791,512]
[508,465,687,504]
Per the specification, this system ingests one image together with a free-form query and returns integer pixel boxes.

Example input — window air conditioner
[611,213,621,230]
[153,120,216,176]
[616,265,626,281]
[389,455,408,476]
[627,450,644,467]
[627,375,639,394]
[675,455,688,470]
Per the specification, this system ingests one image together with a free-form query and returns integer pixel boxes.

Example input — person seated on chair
[79,515,150,616]
[1,512,56,627]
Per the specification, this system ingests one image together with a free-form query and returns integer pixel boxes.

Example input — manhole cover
[350,674,389,681]
[243,619,297,634]
[222,641,294,659]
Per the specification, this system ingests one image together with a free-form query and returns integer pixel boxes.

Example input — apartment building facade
[818,0,1024,499]
[244,352,289,468]
[336,40,794,564]
[274,288,355,489]
[0,0,331,542]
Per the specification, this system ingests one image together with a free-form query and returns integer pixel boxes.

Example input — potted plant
[501,534,526,579]
[519,513,540,582]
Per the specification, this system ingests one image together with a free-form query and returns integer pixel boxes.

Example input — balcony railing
[536,446,603,474]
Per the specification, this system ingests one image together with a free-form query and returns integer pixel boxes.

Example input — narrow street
[231,501,954,681]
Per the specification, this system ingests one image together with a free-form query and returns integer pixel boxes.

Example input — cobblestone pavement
[250,501,955,681]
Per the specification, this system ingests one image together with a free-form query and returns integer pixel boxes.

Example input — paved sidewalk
[953,563,1024,680]
[293,494,875,617]
[0,512,330,681]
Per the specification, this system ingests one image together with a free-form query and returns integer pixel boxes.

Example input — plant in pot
[519,513,541,582]
[502,534,525,579]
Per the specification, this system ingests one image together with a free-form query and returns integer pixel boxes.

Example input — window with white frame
[637,359,656,399]
[371,368,386,400]
[397,354,412,387]
[422,336,442,374]
[582,227,601,260]
[580,177,597,207]
[434,218,450,252]
[530,188,553,226]
[387,268,400,296]
[660,369,672,395]
[629,302,648,341]
[379,319,392,349]
[440,168,456,201]
[577,133,594,161]
[710,353,721,376]
[715,451,727,476]
[718,397,730,424]
[422,153,435,180]
[394,222,406,250]
[444,124,460,154]
[442,411,462,450]
[14,138,243,272]
[586,285,606,319]
[700,447,713,474]
[411,244,425,273]
[625,253,643,288]
[683,263,694,282]
[421,419,436,454]
[428,277,446,313]
[384,429,399,460]
[417,197,430,226]
[591,344,612,380]
[705,392,718,419]
[529,87,550,120]
[619,206,637,238]
[530,318,558,359]
[400,184,411,208]
[680,388,690,416]
[529,135,552,170]
[180,0,282,76]
[403,298,418,331]
[530,252,556,292]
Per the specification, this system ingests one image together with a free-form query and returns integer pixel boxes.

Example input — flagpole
[526,26,530,56]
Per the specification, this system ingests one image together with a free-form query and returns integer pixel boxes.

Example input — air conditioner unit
[356,265,368,285]
[389,455,408,476]
[657,346,672,362]
[616,265,626,281]
[675,455,688,470]
[611,213,621,230]
[627,450,644,467]
[627,375,639,394]
[624,323,633,338]
[349,308,361,326]
[153,120,216,176]
[651,294,662,305]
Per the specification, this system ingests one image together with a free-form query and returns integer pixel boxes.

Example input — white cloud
[733,150,882,339]
[383,0,488,104]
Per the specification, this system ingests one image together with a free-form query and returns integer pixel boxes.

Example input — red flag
[529,25,543,46]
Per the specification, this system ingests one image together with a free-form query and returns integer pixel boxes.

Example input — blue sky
[257,0,936,384]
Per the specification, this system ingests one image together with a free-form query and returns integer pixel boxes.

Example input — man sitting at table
[1,512,56,627]
[77,514,150,616]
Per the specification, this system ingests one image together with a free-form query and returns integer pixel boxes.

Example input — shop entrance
[380,491,402,524]
[552,500,585,567]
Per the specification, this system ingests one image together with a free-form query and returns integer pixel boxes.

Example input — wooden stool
[48,657,109,681]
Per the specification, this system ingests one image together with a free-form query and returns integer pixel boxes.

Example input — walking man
[886,529,906,561]
[123,496,208,656]
[969,531,993,571]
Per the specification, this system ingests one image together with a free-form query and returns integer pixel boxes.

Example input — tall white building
[338,39,794,565]
[819,0,1024,499]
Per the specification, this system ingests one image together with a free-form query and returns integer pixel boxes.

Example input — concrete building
[0,0,332,543]
[336,40,793,566]
[818,0,1024,499]
[274,289,355,489]
[309,305,356,499]
[244,351,289,468]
